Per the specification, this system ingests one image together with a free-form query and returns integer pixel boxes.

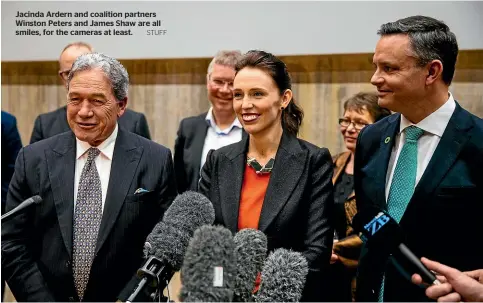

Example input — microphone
[255,248,309,302]
[352,206,441,286]
[122,191,215,302]
[179,225,237,302]
[233,228,267,302]
[1,195,42,222]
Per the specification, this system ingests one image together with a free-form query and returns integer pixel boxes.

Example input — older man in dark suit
[1,53,177,302]
[29,42,151,144]
[354,15,483,302]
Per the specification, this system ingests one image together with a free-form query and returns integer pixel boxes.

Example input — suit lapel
[191,116,209,176]
[365,114,400,210]
[258,132,307,232]
[95,129,143,254]
[408,103,473,208]
[218,137,248,234]
[46,132,76,257]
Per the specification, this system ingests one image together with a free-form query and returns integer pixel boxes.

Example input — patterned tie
[72,147,103,301]
[378,126,425,302]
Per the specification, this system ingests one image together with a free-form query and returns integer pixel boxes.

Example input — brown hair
[343,92,391,122]
[235,50,304,136]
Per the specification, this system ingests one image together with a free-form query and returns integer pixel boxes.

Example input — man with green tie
[353,15,483,302]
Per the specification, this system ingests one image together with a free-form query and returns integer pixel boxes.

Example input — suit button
[66,261,70,267]
[69,296,75,302]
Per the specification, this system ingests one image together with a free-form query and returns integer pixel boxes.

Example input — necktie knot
[405,126,424,142]
[87,148,101,162]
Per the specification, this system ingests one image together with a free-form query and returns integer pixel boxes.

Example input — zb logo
[363,212,390,236]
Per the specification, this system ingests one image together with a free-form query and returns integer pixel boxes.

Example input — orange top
[238,164,271,294]
[238,164,271,230]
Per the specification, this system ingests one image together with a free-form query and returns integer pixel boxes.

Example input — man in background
[29,42,151,144]
[174,50,246,193]
[1,110,23,301]
[354,15,483,301]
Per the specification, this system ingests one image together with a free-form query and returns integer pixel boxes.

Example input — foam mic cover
[255,248,308,302]
[121,191,215,302]
[233,228,268,302]
[179,225,237,302]
[143,191,216,270]
[352,206,439,285]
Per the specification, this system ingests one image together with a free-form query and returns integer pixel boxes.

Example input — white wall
[2,1,483,61]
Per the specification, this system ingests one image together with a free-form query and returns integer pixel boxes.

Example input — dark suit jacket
[198,131,335,302]
[1,128,177,302]
[174,112,247,194]
[354,102,483,302]
[29,106,151,144]
[1,111,23,214]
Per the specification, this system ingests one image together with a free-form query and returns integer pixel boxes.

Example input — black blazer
[1,111,23,214]
[198,131,335,302]
[354,102,483,302]
[174,112,247,194]
[1,128,177,302]
[29,106,151,144]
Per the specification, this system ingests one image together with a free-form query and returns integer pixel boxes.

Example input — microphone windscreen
[163,191,215,233]
[179,225,237,302]
[144,191,216,271]
[255,248,308,303]
[233,228,267,302]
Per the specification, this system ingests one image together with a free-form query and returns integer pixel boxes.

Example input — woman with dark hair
[328,92,391,301]
[198,50,335,301]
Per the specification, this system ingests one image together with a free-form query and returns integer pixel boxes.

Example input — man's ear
[426,60,443,86]
[117,97,128,117]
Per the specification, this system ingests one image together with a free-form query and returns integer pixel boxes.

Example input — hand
[330,250,339,264]
[411,257,483,302]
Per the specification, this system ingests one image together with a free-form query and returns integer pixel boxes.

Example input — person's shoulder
[296,137,330,154]
[123,108,146,119]
[1,111,16,127]
[125,131,171,156]
[179,112,207,126]
[23,131,73,155]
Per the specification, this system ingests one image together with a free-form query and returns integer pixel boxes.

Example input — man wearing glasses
[29,42,151,144]
[174,50,246,194]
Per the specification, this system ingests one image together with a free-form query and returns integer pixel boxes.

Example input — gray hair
[378,15,458,85]
[207,50,243,76]
[67,53,129,101]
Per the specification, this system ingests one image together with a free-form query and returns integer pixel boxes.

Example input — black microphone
[233,228,267,302]
[179,225,237,302]
[255,248,309,302]
[1,195,42,222]
[121,191,215,302]
[352,206,441,286]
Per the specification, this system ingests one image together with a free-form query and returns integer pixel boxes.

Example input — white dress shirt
[200,107,243,171]
[385,93,456,202]
[74,123,118,213]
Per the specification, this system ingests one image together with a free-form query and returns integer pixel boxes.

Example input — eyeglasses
[59,69,71,81]
[210,78,234,90]
[338,118,369,130]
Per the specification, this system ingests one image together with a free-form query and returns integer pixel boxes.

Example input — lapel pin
[385,137,391,144]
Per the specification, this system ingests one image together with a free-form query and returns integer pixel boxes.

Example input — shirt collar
[76,123,118,160]
[205,107,242,135]
[399,92,456,137]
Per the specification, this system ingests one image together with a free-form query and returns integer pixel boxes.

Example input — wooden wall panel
[2,50,482,156]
